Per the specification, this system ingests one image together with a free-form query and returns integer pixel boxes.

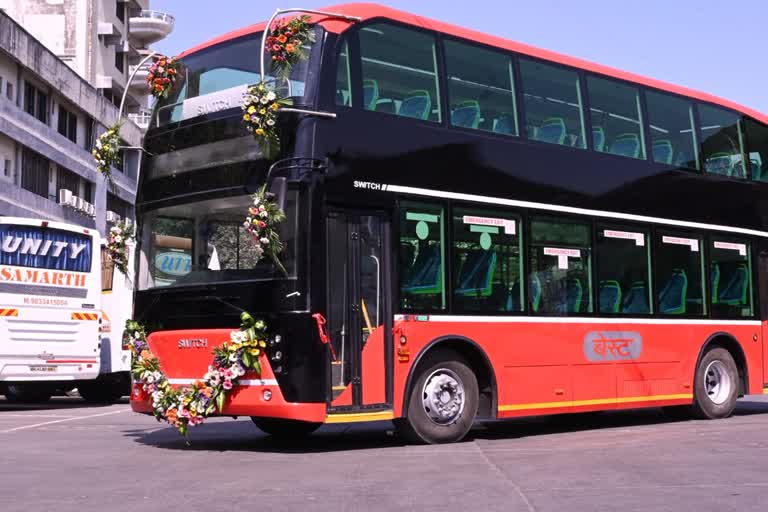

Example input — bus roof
[179,2,768,125]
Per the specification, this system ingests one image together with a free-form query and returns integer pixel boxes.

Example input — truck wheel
[396,355,479,444]
[4,383,52,404]
[251,417,321,438]
[692,347,739,419]
[78,376,127,404]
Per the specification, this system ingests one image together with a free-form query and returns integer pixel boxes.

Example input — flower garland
[244,184,287,274]
[265,15,315,79]
[106,219,134,275]
[242,82,290,159]
[92,123,122,180]
[147,56,181,99]
[127,312,268,437]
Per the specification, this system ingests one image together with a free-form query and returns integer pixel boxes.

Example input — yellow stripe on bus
[498,393,693,412]
[325,410,394,423]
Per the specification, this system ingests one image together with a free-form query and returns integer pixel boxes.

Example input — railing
[128,63,151,76]
[127,112,152,128]
[134,10,175,26]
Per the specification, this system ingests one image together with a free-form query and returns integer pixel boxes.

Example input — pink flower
[223,380,233,390]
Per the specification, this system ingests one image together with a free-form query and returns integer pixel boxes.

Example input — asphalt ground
[1,396,767,512]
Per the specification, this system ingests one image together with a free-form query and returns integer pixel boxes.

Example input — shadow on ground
[127,398,768,453]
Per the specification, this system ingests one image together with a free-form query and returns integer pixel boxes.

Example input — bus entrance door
[326,212,392,411]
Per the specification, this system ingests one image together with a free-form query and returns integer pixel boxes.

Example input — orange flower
[285,44,295,53]
[202,387,212,398]
[277,34,287,44]
[165,408,178,423]
[140,350,153,360]
[159,60,166,67]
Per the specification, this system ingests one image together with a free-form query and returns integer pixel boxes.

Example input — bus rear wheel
[692,347,739,419]
[4,383,52,404]
[396,356,479,444]
[251,417,321,438]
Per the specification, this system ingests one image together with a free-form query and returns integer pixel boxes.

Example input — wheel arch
[696,332,749,396]
[402,335,498,419]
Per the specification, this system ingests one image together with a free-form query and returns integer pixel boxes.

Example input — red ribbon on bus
[311,313,336,360]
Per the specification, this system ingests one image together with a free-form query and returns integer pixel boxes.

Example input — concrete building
[0,0,174,130]
[0,11,142,235]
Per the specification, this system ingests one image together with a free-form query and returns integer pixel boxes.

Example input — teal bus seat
[750,159,763,181]
[566,278,583,313]
[622,281,649,314]
[363,79,379,111]
[455,249,497,297]
[719,264,749,306]
[535,118,567,145]
[705,152,733,176]
[402,244,442,295]
[529,273,542,312]
[710,263,721,304]
[399,90,432,120]
[659,269,688,314]
[592,126,606,152]
[493,115,515,135]
[373,99,396,114]
[599,280,622,313]
[451,100,481,129]
[652,139,674,164]
[608,133,641,158]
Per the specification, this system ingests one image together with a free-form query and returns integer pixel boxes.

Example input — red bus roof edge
[177,2,767,123]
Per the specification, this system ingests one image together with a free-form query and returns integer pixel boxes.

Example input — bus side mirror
[269,177,287,212]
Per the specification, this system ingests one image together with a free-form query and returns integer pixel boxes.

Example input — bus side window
[595,225,652,314]
[529,217,593,315]
[335,39,352,107]
[655,231,705,316]
[709,237,754,318]
[399,204,445,311]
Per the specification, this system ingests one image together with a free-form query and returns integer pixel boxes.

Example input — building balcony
[97,22,122,46]
[128,10,174,46]
[128,63,151,94]
[127,111,152,131]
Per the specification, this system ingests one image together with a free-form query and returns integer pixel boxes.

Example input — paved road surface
[1,396,767,511]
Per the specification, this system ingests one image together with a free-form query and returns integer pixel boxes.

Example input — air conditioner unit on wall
[86,203,95,217]
[58,189,73,207]
[72,196,83,211]
[106,210,118,223]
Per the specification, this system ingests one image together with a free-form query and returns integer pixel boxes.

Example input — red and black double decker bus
[131,4,768,443]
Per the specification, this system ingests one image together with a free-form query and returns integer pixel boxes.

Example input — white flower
[260,237,270,245]
[259,211,268,219]
[114,235,123,244]
[267,119,275,126]
[260,97,269,105]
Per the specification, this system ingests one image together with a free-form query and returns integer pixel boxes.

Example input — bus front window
[138,190,299,290]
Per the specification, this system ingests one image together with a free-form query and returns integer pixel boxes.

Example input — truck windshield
[137,189,299,290]
[154,29,320,127]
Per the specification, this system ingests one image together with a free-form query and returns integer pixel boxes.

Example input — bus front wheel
[251,417,321,438]
[396,355,479,444]
[4,383,52,403]
[692,347,739,419]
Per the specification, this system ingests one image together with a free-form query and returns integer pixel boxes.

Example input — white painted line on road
[0,414,77,419]
[0,409,127,433]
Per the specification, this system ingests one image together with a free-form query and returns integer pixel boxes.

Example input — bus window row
[336,22,768,182]
[398,203,755,319]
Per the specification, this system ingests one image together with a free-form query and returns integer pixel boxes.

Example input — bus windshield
[137,189,299,290]
[154,29,320,127]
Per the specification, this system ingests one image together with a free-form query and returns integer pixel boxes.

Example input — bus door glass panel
[327,214,351,397]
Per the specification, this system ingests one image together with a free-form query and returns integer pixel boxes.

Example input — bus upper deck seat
[719,264,749,306]
[363,79,379,111]
[659,269,688,314]
[455,249,497,297]
[652,139,674,164]
[608,133,641,158]
[402,244,441,294]
[399,90,432,120]
[373,99,396,114]
[336,90,349,106]
[705,152,733,176]
[599,280,622,313]
[622,281,649,314]
[592,126,606,152]
[750,159,764,181]
[534,118,567,145]
[493,115,515,135]
[451,100,481,129]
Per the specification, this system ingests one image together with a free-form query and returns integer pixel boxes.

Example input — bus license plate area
[29,365,57,373]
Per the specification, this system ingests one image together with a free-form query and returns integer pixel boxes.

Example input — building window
[3,158,11,179]
[655,231,705,316]
[23,81,48,124]
[529,217,593,314]
[595,225,652,314]
[83,180,94,203]
[645,90,699,170]
[399,203,445,311]
[445,39,518,136]
[58,105,78,143]
[107,193,133,222]
[744,117,768,182]
[56,166,80,200]
[586,76,645,160]
[115,1,126,23]
[520,59,586,148]
[115,50,125,73]
[452,207,523,312]
[84,116,94,151]
[6,82,13,101]
[359,23,441,122]
[699,104,745,178]
[21,148,50,198]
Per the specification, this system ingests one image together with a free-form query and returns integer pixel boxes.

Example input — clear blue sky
[152,0,768,114]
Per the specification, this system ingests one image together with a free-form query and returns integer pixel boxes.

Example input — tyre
[692,347,739,419]
[4,383,53,404]
[396,355,479,444]
[251,417,321,438]
[77,376,127,404]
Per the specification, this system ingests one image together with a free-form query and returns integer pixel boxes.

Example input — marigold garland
[106,219,134,275]
[243,183,287,274]
[147,56,181,99]
[92,123,122,180]
[127,312,268,437]
[265,15,315,79]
